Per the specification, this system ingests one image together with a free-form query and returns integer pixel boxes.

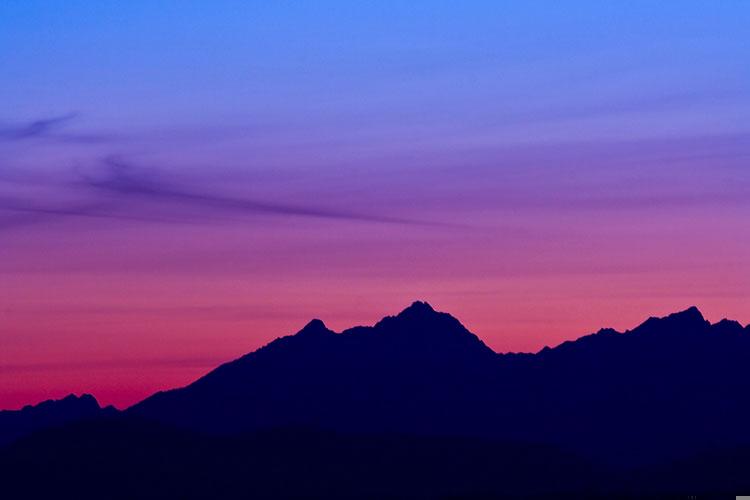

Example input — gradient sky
[1,1,749,409]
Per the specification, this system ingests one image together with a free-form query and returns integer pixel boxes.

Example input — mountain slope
[4,302,750,497]
[129,302,750,464]
[517,306,750,462]
[130,301,498,435]
[5,302,750,468]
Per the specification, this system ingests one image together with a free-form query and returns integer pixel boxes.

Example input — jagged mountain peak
[352,301,497,358]
[711,318,745,335]
[667,305,705,322]
[19,393,100,413]
[631,306,709,336]
[375,301,452,328]
[296,318,331,336]
[0,393,110,447]
[397,300,435,316]
[651,305,705,325]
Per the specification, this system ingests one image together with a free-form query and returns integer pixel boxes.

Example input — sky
[1,1,749,409]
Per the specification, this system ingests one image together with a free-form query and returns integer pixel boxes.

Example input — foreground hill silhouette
[3,301,750,498]
[1,420,611,499]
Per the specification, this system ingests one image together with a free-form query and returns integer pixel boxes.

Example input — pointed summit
[660,306,708,330]
[296,318,330,336]
[670,306,705,322]
[633,306,709,337]
[366,301,495,358]
[396,300,436,318]
[378,300,445,329]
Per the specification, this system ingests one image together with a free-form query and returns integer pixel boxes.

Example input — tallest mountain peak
[397,300,436,317]
[369,301,495,357]
[297,318,330,336]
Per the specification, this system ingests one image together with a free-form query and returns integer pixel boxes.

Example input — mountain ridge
[4,302,750,466]
[0,393,113,447]
[124,302,750,464]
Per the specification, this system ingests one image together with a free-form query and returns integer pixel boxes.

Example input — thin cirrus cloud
[0,113,257,146]
[0,196,185,230]
[85,157,437,225]
[0,113,76,140]
[0,156,442,231]
[0,114,442,230]
[0,113,114,144]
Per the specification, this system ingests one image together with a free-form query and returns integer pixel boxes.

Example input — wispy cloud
[0,113,77,139]
[0,195,184,229]
[84,157,435,225]
[0,156,443,230]
[0,113,113,144]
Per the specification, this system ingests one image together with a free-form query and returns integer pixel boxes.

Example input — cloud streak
[0,195,187,230]
[83,157,438,225]
[0,113,77,140]
[0,157,444,230]
[0,113,114,144]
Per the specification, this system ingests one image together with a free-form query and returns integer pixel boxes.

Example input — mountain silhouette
[3,301,750,498]
[0,393,114,447]
[125,301,750,465]
[129,301,498,435]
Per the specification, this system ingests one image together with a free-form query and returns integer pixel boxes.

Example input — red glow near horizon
[2,275,748,410]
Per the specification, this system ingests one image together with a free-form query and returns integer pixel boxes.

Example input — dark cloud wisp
[0,113,114,144]
[78,157,438,225]
[0,157,441,230]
